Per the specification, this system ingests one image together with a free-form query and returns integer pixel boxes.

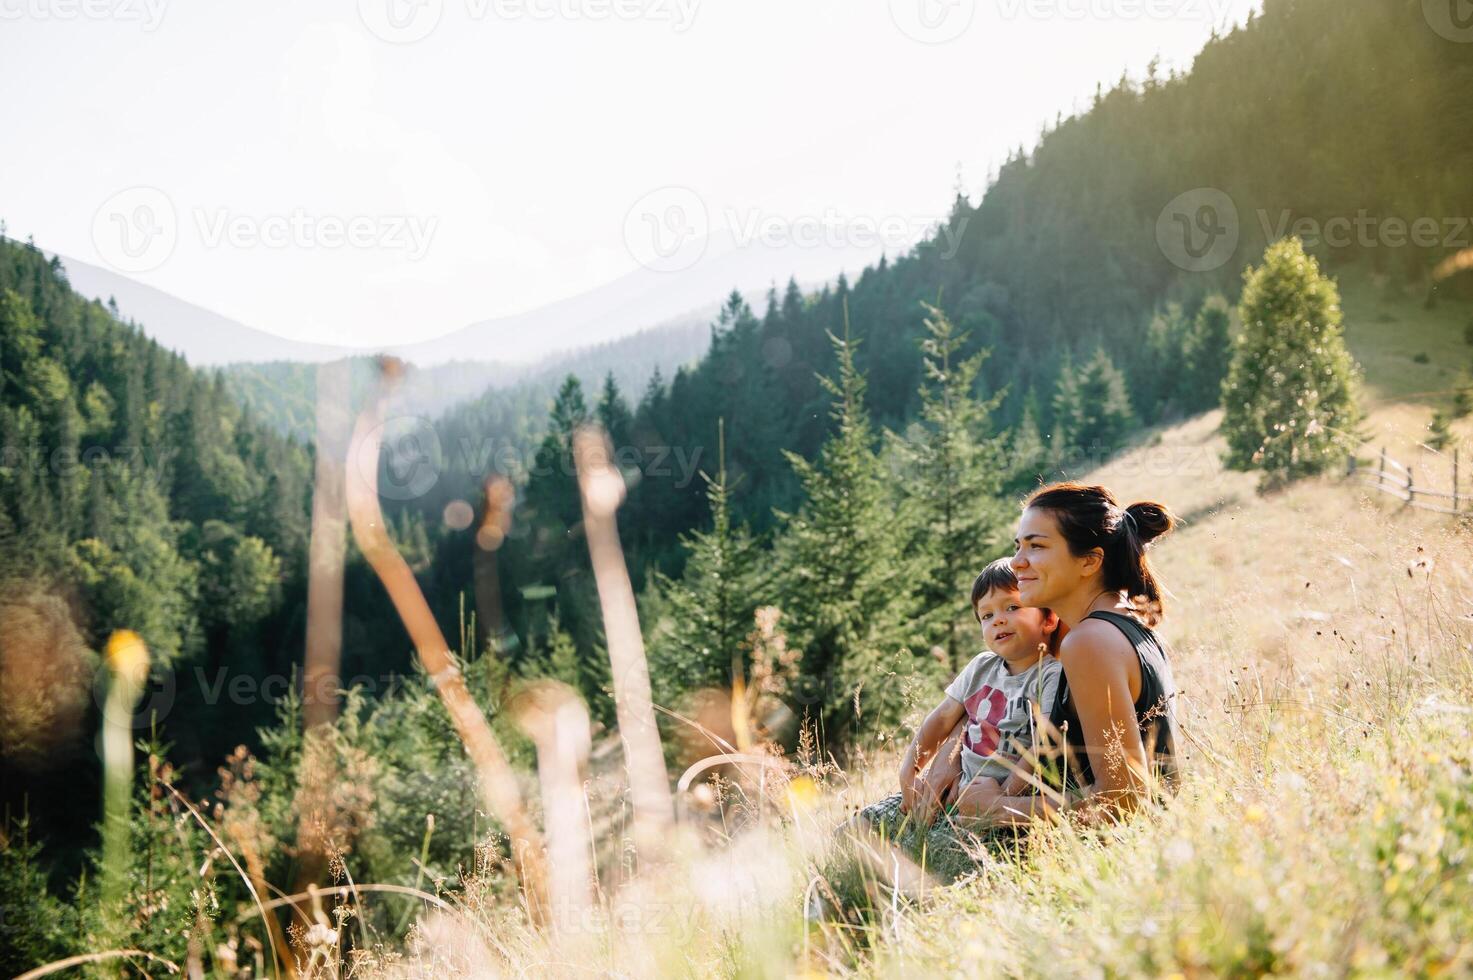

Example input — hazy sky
[1,0,1259,349]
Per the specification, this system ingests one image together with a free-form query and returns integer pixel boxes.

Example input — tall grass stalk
[346,356,549,923]
[99,631,148,922]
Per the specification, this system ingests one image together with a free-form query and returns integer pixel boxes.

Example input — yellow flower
[104,630,150,688]
[786,776,819,813]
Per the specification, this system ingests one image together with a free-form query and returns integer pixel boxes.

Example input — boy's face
[974,586,1057,666]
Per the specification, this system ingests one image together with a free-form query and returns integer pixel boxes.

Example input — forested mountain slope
[406,0,1472,692]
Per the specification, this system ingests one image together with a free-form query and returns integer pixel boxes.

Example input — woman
[964,481,1180,825]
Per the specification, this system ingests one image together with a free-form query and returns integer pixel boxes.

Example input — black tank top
[1047,610,1179,793]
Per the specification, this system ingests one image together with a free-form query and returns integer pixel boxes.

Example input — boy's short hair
[970,557,1019,621]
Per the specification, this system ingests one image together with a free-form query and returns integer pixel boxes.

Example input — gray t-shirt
[945,653,1063,786]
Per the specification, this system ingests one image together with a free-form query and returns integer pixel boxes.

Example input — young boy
[859,558,1063,839]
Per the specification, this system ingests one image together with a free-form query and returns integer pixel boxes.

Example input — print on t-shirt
[945,653,1063,787]
[962,686,1008,757]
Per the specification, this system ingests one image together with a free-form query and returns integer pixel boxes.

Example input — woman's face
[1010,506,1095,608]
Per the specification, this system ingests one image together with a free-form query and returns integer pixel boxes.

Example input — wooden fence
[1351,445,1471,517]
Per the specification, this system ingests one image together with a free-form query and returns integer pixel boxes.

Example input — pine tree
[516,374,610,714]
[596,372,633,451]
[1008,396,1049,491]
[1427,410,1452,452]
[0,818,74,975]
[1141,303,1190,421]
[774,314,932,739]
[639,366,666,417]
[1054,349,1134,463]
[1451,379,1472,420]
[1073,348,1135,457]
[539,606,583,692]
[1181,294,1233,413]
[1221,238,1361,487]
[1049,350,1080,462]
[889,302,1006,673]
[647,419,761,708]
[524,374,589,542]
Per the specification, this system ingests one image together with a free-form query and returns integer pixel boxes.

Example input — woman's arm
[1053,622,1151,820]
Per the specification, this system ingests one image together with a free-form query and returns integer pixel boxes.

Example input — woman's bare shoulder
[1058,616,1135,665]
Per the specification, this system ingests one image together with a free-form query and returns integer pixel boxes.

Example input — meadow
[331,280,1473,978]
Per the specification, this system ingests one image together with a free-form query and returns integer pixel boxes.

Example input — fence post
[1379,446,1387,485]
[1455,448,1461,514]
[1407,467,1415,507]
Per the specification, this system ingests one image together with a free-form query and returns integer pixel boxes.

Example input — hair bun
[1125,501,1175,545]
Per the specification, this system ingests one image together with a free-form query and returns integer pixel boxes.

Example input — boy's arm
[912,718,964,825]
[899,696,965,812]
[997,755,1035,797]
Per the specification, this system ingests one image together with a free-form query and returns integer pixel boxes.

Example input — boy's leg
[923,779,1034,879]
[851,720,963,842]
[853,791,908,840]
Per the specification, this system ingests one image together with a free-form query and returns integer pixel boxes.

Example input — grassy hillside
[350,272,1473,978]
[1339,275,1473,407]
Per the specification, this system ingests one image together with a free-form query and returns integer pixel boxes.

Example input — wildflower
[786,775,819,812]
[307,922,339,947]
[104,629,150,688]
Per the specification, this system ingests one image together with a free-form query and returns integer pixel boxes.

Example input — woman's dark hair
[1023,482,1177,625]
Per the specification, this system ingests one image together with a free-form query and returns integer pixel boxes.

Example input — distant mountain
[383,229,903,365]
[53,251,344,365]
[54,227,882,369]
[58,235,819,440]
[223,312,716,442]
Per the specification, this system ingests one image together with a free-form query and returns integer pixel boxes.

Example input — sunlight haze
[1,0,1258,352]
